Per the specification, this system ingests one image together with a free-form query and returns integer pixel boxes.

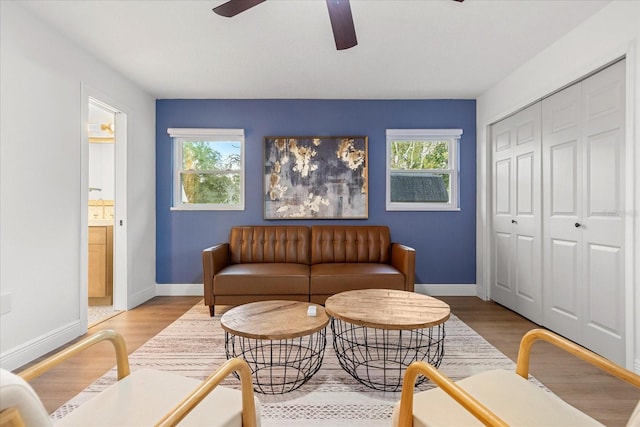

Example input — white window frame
[168,128,245,211]
[386,129,463,211]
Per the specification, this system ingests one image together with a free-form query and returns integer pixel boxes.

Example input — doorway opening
[87,98,121,326]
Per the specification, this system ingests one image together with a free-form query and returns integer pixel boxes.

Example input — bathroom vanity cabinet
[88,225,113,305]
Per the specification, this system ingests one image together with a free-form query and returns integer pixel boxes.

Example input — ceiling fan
[213,0,463,51]
[213,0,356,50]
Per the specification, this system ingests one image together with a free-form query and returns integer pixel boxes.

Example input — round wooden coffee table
[324,289,450,391]
[220,300,329,394]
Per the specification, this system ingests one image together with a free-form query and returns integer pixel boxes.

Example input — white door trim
[81,84,129,321]
[112,110,128,311]
[622,43,637,370]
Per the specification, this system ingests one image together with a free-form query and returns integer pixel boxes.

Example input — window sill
[170,205,245,211]
[386,205,461,212]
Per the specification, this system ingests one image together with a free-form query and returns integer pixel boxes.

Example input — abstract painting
[264,136,368,219]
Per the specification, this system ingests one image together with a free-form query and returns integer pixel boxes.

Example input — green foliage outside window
[390,140,450,189]
[181,141,241,204]
[390,140,449,169]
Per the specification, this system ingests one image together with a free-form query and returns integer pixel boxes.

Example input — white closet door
[542,82,583,339]
[543,60,625,364]
[580,60,626,363]
[512,105,542,323]
[492,115,515,310]
[491,104,542,323]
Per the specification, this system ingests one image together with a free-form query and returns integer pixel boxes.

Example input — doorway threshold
[88,305,123,327]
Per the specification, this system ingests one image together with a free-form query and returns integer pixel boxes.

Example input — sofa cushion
[390,369,602,427]
[56,368,261,427]
[311,226,391,264]
[310,263,405,294]
[215,263,310,295]
[229,226,310,264]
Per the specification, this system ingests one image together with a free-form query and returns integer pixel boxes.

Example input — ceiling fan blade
[326,0,357,50]
[213,0,266,17]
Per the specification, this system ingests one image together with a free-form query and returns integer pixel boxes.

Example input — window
[386,129,462,211]
[168,128,244,210]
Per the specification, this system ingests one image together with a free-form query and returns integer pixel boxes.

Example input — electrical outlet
[0,292,11,314]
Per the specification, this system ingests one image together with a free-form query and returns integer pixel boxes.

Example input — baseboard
[0,320,83,372]
[128,286,157,309]
[415,283,477,296]
[156,283,203,296]
[155,283,476,298]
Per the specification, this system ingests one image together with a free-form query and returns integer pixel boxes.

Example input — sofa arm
[391,243,415,292]
[202,243,230,307]
[395,360,507,427]
[515,329,640,387]
[156,358,258,427]
[19,330,130,382]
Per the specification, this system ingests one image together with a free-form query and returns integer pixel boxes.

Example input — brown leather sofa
[202,225,415,316]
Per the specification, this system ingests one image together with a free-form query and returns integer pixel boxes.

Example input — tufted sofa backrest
[311,226,391,264]
[229,226,311,264]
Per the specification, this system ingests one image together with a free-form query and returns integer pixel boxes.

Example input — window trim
[168,128,245,211]
[385,129,463,211]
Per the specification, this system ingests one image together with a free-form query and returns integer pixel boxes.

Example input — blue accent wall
[156,99,476,285]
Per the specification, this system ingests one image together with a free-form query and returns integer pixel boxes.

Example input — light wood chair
[392,328,640,427]
[0,330,260,427]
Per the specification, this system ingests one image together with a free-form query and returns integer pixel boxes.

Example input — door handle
[511,219,517,224]
[575,222,582,228]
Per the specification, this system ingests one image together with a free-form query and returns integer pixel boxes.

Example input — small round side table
[324,289,450,392]
[221,300,329,394]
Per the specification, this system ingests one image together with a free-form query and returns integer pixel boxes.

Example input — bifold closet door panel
[542,82,583,341]
[491,104,542,324]
[579,59,625,365]
[492,115,516,311]
[542,59,625,365]
[511,105,542,324]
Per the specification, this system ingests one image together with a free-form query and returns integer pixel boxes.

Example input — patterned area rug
[52,301,525,426]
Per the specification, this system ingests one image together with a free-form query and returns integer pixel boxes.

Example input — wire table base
[225,328,327,394]
[330,318,445,391]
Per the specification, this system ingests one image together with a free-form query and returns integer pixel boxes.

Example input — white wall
[0,1,156,370]
[476,1,640,371]
[88,144,115,201]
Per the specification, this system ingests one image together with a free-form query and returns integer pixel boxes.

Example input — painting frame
[264,136,368,220]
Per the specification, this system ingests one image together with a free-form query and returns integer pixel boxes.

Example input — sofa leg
[209,305,215,317]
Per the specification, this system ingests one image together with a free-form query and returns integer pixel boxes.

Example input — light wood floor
[19,296,639,426]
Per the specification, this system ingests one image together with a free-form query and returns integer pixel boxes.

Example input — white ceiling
[19,0,611,99]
